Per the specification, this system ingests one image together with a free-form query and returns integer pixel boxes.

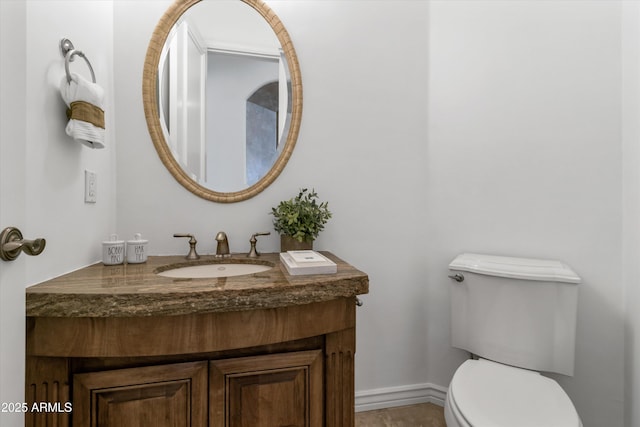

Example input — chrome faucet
[215,231,230,257]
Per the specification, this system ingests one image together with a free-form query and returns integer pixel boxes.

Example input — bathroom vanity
[25,252,368,427]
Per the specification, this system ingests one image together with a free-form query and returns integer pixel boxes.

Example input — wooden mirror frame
[143,0,302,203]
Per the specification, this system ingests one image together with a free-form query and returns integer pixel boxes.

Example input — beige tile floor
[355,402,447,427]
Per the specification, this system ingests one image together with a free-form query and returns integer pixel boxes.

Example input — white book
[280,251,337,276]
[287,250,328,263]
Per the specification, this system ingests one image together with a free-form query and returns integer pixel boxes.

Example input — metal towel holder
[60,37,96,84]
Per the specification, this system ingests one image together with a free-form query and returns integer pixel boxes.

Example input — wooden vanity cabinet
[73,361,209,427]
[210,350,323,427]
[26,298,357,427]
[69,351,322,427]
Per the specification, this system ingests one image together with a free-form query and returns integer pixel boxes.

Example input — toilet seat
[447,359,582,427]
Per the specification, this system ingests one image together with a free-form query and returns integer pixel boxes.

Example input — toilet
[444,253,583,427]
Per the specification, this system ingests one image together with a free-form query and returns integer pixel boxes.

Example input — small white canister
[126,233,148,264]
[102,234,125,265]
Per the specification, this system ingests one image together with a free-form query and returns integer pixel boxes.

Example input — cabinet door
[210,350,323,427]
[73,361,207,427]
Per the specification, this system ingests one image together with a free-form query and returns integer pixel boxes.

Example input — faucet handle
[248,232,271,258]
[173,233,200,260]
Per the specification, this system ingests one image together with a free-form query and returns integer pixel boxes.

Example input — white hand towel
[60,72,105,149]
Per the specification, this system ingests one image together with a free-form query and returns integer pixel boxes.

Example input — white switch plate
[84,170,97,203]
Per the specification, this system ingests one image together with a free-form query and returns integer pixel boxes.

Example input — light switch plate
[84,170,97,203]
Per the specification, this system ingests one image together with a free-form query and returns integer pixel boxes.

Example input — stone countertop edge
[26,252,369,318]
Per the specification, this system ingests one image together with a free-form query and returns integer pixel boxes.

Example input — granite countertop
[26,252,369,318]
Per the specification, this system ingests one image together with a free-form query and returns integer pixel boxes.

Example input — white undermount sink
[157,262,272,278]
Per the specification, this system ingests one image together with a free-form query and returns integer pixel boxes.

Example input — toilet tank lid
[449,253,581,284]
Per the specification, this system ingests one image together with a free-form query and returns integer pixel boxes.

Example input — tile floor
[355,402,446,427]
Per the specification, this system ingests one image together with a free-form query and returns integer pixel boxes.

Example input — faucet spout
[215,231,230,257]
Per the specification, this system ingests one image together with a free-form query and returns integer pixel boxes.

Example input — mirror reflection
[143,0,302,202]
[158,0,291,192]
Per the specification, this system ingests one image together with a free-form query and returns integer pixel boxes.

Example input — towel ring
[60,38,96,84]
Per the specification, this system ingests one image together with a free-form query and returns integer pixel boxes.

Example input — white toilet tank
[448,253,581,376]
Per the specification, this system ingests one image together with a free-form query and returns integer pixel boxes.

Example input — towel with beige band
[59,72,105,149]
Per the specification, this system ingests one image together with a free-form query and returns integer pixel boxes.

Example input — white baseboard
[355,383,448,413]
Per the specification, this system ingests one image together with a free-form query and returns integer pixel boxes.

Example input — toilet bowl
[444,359,582,427]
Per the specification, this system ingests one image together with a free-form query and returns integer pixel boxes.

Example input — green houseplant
[271,188,332,251]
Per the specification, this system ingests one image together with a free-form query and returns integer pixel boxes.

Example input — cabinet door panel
[210,350,323,427]
[74,361,207,427]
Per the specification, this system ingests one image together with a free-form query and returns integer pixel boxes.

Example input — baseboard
[355,382,448,412]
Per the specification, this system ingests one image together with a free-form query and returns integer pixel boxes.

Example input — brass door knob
[0,227,46,261]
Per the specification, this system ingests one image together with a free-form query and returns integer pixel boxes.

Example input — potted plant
[271,188,332,251]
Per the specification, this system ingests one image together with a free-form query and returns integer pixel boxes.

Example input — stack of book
[279,250,337,276]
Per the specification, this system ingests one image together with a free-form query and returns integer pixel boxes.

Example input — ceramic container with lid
[126,233,148,264]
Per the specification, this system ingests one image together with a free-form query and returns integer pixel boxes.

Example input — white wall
[427,2,625,426]
[622,3,640,427]
[24,0,116,278]
[0,1,115,425]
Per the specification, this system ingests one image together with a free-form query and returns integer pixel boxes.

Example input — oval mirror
[143,0,302,202]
